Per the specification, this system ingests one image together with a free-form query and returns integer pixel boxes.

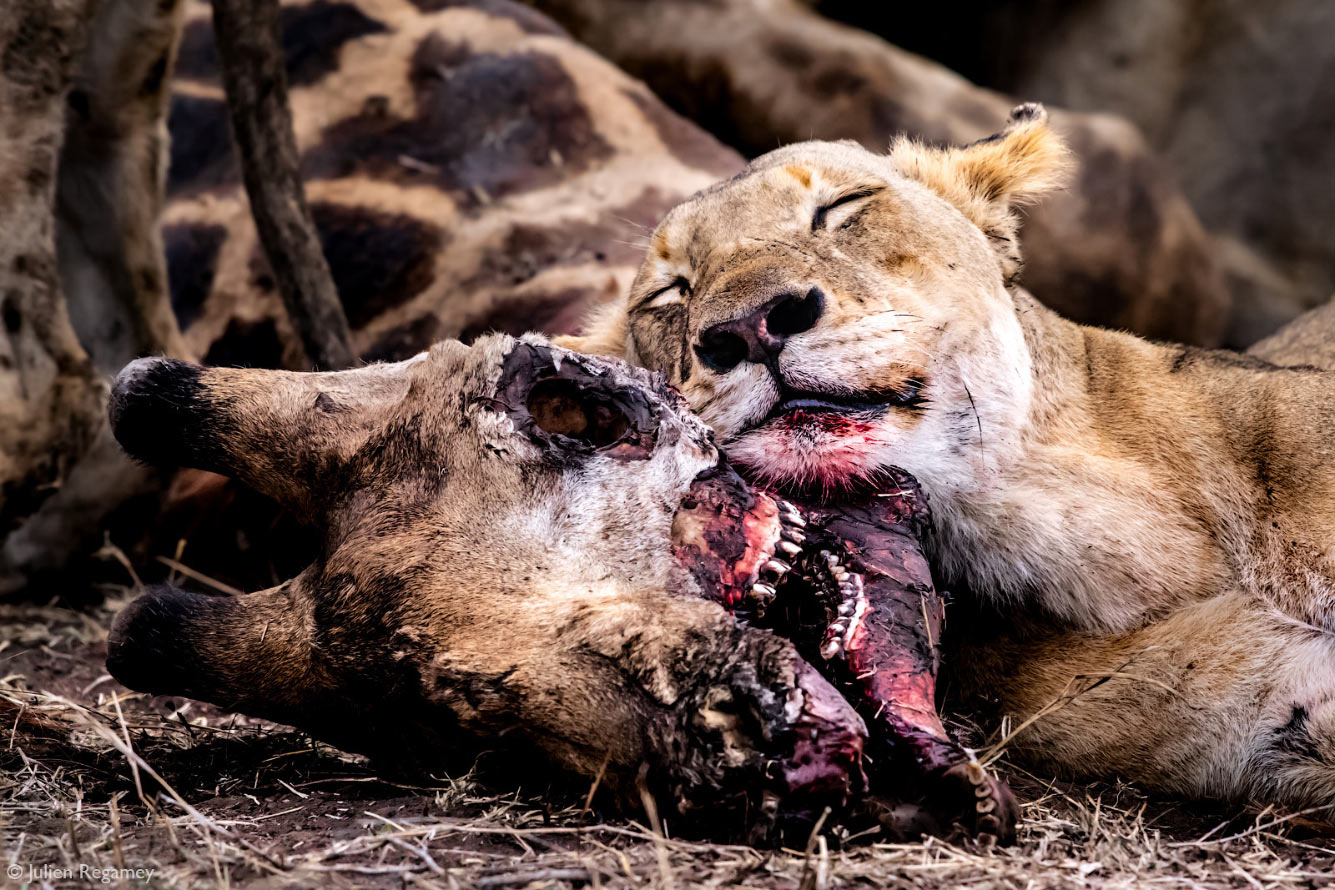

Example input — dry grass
[2,591,1331,889]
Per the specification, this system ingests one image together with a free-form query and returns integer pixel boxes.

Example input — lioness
[559,105,1335,814]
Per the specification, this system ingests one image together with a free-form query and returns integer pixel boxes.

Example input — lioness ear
[890,103,1072,285]
[553,297,630,359]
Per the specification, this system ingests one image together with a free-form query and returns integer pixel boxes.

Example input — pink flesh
[670,468,868,811]
[672,459,1014,838]
[734,497,782,602]
[735,415,956,760]
[671,470,782,608]
[673,458,961,773]
[787,484,964,775]
[781,659,869,798]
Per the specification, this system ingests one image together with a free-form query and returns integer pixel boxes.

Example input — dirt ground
[2,584,1332,889]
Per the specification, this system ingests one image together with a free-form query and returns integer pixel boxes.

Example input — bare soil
[2,587,1332,889]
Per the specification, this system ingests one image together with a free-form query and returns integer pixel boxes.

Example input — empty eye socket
[527,378,632,448]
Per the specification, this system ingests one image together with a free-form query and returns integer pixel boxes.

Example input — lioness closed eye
[559,104,1335,816]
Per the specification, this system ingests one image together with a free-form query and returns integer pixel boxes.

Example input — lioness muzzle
[105,335,1012,842]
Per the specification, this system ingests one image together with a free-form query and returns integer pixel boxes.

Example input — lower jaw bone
[671,464,1015,843]
[763,470,1019,844]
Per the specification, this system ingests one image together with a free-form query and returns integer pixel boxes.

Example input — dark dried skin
[763,471,1018,843]
[494,341,666,463]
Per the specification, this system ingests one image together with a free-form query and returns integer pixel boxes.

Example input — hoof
[856,760,1018,845]
[937,760,1019,845]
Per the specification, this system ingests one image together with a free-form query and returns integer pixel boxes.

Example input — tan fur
[562,105,1335,815]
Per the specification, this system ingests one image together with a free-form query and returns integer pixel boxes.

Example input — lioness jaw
[105,335,1014,843]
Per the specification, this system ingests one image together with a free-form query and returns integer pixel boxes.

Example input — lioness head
[560,105,1070,492]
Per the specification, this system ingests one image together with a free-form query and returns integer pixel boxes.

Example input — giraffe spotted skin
[161,0,743,369]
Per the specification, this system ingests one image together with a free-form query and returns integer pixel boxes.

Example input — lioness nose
[694,287,825,372]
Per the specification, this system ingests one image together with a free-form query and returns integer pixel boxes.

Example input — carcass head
[105,335,865,839]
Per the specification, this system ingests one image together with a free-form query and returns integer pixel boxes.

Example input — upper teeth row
[751,552,791,606]
[749,501,809,610]
[778,499,806,529]
[743,502,871,663]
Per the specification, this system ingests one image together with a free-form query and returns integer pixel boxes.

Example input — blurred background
[811,0,1334,346]
[2,0,1332,596]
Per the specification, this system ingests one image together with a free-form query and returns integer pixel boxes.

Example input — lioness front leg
[954,591,1335,814]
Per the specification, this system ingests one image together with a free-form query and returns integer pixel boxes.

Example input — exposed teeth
[839,574,868,649]
[778,500,806,528]
[758,503,866,663]
[821,611,849,659]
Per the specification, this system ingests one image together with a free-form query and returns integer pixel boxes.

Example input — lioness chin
[558,104,1335,816]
